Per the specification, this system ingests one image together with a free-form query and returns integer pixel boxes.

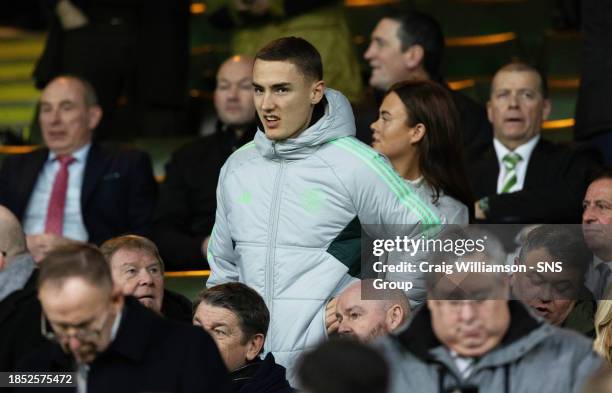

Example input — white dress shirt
[493,136,540,194]
[23,144,91,241]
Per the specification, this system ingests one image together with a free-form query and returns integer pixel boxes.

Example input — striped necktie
[501,152,522,193]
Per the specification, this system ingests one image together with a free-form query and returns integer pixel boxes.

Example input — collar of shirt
[493,135,540,166]
[47,143,92,164]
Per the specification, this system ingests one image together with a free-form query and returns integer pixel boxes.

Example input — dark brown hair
[255,36,323,81]
[386,80,475,212]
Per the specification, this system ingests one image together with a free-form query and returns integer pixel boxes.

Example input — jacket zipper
[265,145,285,323]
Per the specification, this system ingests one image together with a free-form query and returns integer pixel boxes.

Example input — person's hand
[26,233,78,262]
[56,0,89,30]
[325,297,339,335]
[232,0,270,16]
[475,201,486,220]
[201,235,211,257]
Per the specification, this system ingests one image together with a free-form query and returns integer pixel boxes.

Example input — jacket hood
[254,88,356,161]
[394,301,546,369]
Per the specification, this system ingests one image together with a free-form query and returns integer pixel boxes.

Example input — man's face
[583,179,612,257]
[336,285,390,342]
[371,91,416,162]
[109,248,164,313]
[252,59,324,141]
[214,58,256,128]
[39,77,101,156]
[193,302,253,371]
[512,247,580,326]
[39,277,122,364]
[364,18,408,91]
[487,70,550,148]
[428,269,510,357]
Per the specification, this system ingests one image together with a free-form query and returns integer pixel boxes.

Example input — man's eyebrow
[381,110,391,117]
[345,306,364,314]
[209,322,229,329]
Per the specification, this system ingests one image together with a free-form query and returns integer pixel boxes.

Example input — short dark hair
[518,225,591,276]
[591,166,612,183]
[298,339,389,393]
[493,61,549,98]
[100,235,165,272]
[384,11,444,80]
[195,283,270,344]
[255,36,323,81]
[38,243,113,293]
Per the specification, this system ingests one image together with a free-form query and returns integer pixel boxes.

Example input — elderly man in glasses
[18,243,230,393]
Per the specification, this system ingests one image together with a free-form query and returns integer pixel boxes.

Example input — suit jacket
[0,270,45,372]
[0,143,158,245]
[468,138,599,223]
[16,296,231,393]
[151,122,256,270]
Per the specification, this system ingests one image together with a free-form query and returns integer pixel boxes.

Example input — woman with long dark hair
[371,80,474,223]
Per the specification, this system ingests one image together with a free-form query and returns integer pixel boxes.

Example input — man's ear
[245,333,265,362]
[310,80,325,105]
[542,98,552,121]
[111,287,124,312]
[385,304,405,332]
[402,44,425,71]
[87,105,103,130]
[0,252,5,272]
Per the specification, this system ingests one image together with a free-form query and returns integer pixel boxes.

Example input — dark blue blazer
[0,143,157,245]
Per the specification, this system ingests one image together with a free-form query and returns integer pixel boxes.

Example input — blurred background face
[487,70,550,148]
[336,285,389,342]
[428,268,510,357]
[214,57,256,128]
[39,77,100,156]
[364,18,407,90]
[193,302,251,371]
[583,179,612,256]
[39,277,120,364]
[512,247,580,326]
[371,92,416,162]
[109,248,163,313]
[253,59,321,141]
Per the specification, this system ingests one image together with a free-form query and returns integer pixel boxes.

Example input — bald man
[151,56,257,270]
[0,205,36,301]
[334,280,410,342]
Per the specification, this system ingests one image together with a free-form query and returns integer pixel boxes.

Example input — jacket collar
[254,89,356,161]
[395,301,543,366]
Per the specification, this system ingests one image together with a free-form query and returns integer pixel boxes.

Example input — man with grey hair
[0,205,36,301]
[377,232,602,393]
[334,280,410,342]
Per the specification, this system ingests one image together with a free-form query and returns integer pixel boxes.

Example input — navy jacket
[0,143,157,245]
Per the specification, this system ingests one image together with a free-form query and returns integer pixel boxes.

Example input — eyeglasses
[40,310,111,342]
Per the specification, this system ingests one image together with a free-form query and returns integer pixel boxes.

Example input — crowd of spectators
[1,2,612,393]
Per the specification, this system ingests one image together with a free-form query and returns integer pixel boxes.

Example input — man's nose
[508,93,520,108]
[337,319,351,334]
[459,302,477,322]
[138,270,154,285]
[260,92,275,111]
[583,205,598,224]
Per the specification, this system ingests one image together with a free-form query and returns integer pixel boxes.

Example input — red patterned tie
[44,155,76,235]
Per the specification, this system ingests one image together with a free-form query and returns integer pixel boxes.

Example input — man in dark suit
[0,75,157,261]
[151,56,256,270]
[17,243,230,393]
[355,10,492,158]
[470,62,597,224]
